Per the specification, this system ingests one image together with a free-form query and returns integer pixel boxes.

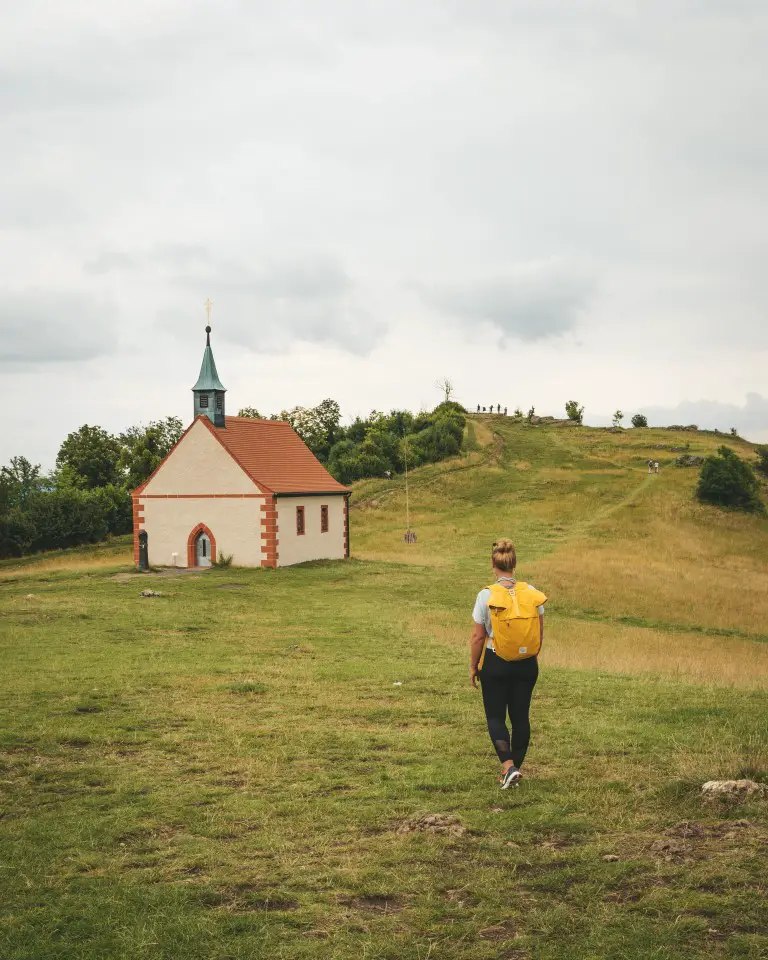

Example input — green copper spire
[192,325,226,426]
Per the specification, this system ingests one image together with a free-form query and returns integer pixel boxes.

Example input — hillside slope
[352,417,768,687]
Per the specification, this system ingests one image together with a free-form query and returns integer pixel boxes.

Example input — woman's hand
[469,622,486,689]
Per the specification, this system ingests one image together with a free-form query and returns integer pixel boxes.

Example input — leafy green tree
[631,414,648,428]
[119,417,184,490]
[0,456,43,514]
[565,401,584,424]
[696,446,764,514]
[755,446,768,478]
[527,406,536,421]
[612,410,624,428]
[56,425,123,489]
[237,406,262,418]
[90,485,133,535]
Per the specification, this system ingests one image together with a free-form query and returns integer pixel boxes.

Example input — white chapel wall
[276,496,346,567]
[142,419,260,495]
[141,497,266,568]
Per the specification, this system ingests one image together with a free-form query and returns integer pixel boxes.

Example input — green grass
[1,419,767,959]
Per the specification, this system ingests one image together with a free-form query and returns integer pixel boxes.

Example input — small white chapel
[132,323,350,569]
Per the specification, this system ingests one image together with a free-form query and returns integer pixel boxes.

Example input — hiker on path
[647,459,654,474]
[469,539,547,790]
[654,460,660,473]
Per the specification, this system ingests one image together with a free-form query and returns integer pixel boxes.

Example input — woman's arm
[469,622,487,688]
[539,614,544,652]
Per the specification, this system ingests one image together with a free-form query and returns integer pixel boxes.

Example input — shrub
[631,413,648,428]
[565,400,584,424]
[696,446,765,514]
[0,508,37,558]
[25,489,110,552]
[756,446,768,478]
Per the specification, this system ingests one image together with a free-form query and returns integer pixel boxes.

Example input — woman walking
[469,539,547,789]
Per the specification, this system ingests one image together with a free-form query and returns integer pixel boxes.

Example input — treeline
[238,400,467,486]
[0,418,183,559]
[0,401,468,558]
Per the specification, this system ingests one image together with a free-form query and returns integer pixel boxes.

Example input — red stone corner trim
[260,496,278,568]
[132,495,145,566]
[186,523,217,568]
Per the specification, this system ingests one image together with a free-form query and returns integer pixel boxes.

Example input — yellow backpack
[479,581,547,666]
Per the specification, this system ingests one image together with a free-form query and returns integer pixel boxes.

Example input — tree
[527,406,535,421]
[0,456,43,514]
[696,446,764,514]
[435,378,454,404]
[119,417,184,490]
[56,425,123,489]
[755,446,768,478]
[612,410,624,428]
[565,401,584,424]
[237,406,262,418]
[513,408,523,418]
[631,413,648,428]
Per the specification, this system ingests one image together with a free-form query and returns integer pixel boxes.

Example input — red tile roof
[205,416,349,495]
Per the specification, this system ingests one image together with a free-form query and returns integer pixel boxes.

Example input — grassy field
[1,418,767,959]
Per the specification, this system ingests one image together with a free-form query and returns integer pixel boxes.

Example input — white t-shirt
[472,579,546,653]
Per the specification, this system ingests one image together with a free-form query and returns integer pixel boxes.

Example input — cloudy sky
[2,0,767,468]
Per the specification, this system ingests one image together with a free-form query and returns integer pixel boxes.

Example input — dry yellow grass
[416,615,768,691]
[533,486,768,637]
[0,542,132,578]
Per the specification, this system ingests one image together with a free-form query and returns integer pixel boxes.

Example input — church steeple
[192,318,226,428]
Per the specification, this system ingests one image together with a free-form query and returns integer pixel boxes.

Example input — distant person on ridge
[469,539,547,790]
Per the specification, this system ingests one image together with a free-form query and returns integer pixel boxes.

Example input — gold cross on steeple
[204,298,213,324]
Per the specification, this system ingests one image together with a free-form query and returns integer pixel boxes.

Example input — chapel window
[216,394,222,411]
[320,505,329,533]
[199,395,209,408]
[296,506,305,536]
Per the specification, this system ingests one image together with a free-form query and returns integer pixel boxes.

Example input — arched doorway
[187,524,217,568]
[195,530,212,567]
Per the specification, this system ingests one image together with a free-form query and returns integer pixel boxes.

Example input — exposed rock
[675,455,705,467]
[396,813,467,837]
[602,854,620,862]
[24,593,35,600]
[701,779,766,801]
[139,589,162,598]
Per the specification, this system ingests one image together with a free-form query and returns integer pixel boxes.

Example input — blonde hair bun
[491,538,517,572]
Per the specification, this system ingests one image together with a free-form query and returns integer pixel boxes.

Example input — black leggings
[479,649,538,768]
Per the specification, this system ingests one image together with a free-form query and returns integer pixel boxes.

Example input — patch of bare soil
[649,819,763,861]
[110,569,205,582]
[206,885,299,913]
[338,894,403,914]
[396,813,467,837]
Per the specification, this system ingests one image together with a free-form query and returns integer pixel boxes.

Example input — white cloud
[0,0,767,462]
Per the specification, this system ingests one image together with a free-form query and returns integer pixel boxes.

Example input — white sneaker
[500,767,521,790]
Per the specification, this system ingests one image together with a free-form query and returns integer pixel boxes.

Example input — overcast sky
[2,0,767,468]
